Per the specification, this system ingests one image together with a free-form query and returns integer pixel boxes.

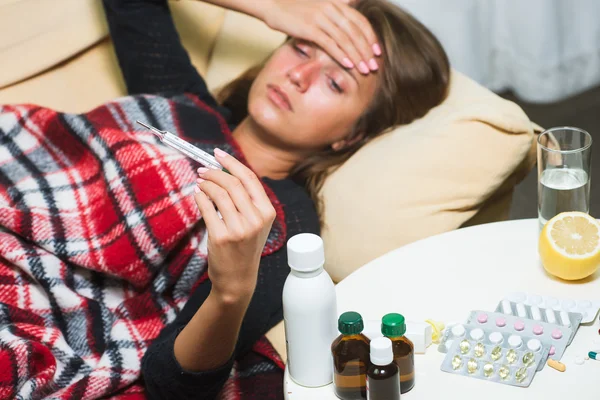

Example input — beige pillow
[320,69,535,282]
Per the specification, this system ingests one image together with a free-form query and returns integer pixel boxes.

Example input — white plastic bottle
[283,233,337,387]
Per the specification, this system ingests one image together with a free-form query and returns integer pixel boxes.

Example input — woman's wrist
[210,282,256,307]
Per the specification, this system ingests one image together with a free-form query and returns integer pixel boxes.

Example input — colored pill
[547,359,566,372]
[470,328,484,341]
[559,311,571,326]
[516,303,527,317]
[522,351,535,367]
[501,300,513,315]
[506,349,518,364]
[496,317,506,327]
[545,308,556,324]
[498,365,510,380]
[551,329,563,340]
[489,332,503,344]
[452,355,463,370]
[467,358,478,374]
[483,363,494,378]
[474,343,486,358]
[589,351,599,360]
[532,325,544,335]
[530,306,542,321]
[549,346,556,356]
[477,313,488,323]
[514,321,525,331]
[459,340,471,354]
[515,366,528,383]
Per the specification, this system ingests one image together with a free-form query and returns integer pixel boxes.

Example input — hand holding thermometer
[136,120,229,174]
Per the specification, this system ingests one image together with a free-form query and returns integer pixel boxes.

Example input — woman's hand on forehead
[262,0,381,75]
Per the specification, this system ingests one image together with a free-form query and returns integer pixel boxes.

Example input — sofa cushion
[0,0,225,112]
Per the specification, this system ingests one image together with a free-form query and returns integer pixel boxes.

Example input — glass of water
[538,127,592,231]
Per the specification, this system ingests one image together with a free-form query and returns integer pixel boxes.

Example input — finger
[197,167,262,223]
[198,180,242,228]
[327,3,378,72]
[315,11,366,73]
[193,186,226,234]
[213,148,273,214]
[339,6,381,64]
[311,28,355,69]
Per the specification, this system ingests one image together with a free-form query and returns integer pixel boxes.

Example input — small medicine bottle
[366,337,401,400]
[331,312,371,400]
[381,313,415,393]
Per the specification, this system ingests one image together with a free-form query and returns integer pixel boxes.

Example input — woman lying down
[0,0,449,398]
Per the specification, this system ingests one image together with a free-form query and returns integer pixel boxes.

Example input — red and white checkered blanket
[0,94,286,399]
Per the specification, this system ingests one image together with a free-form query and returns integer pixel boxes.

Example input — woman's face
[247,39,380,153]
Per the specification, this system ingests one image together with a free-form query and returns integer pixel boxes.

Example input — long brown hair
[217,0,450,213]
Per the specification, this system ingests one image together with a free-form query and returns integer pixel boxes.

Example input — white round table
[284,219,600,399]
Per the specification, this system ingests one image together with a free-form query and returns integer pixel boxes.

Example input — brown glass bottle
[331,312,371,400]
[381,313,415,393]
[366,337,401,400]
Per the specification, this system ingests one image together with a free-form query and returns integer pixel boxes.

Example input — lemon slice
[539,212,600,280]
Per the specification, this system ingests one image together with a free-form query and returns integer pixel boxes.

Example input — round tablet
[489,332,503,344]
[514,321,525,331]
[527,339,541,352]
[477,313,488,324]
[562,299,575,310]
[470,328,484,341]
[578,300,592,308]
[529,295,542,305]
[575,356,585,365]
[549,345,556,356]
[532,325,544,335]
[509,292,527,303]
[451,324,466,337]
[545,297,558,308]
[495,317,506,327]
[551,329,563,340]
[508,335,522,348]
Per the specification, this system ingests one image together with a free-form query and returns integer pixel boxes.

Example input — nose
[287,60,321,93]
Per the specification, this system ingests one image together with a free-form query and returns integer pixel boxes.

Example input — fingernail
[342,57,354,69]
[194,186,201,193]
[368,58,378,71]
[196,178,205,184]
[373,43,382,56]
[214,148,229,158]
[358,61,369,75]
[197,167,209,175]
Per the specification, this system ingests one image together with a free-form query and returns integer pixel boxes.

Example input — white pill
[509,292,527,303]
[451,324,466,337]
[508,335,523,348]
[575,356,585,365]
[578,300,592,308]
[516,303,527,318]
[559,311,571,327]
[562,299,576,310]
[529,295,542,305]
[530,305,542,321]
[545,297,558,308]
[527,339,541,352]
[501,300,513,315]
[489,332,503,344]
[545,308,557,324]
[470,328,484,341]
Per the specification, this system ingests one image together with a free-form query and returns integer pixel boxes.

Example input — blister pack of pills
[440,324,550,387]
[466,310,571,361]
[502,292,600,323]
[496,300,582,345]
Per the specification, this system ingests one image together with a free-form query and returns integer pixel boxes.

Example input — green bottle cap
[338,311,364,335]
[382,313,406,337]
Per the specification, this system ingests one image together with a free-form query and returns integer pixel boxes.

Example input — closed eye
[293,45,308,57]
[329,78,343,94]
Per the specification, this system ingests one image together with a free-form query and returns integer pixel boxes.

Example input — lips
[267,84,293,111]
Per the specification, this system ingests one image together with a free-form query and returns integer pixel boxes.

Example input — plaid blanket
[0,94,286,399]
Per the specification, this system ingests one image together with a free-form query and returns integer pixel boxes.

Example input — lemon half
[539,212,600,280]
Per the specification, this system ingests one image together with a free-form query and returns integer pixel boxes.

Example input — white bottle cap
[370,337,393,366]
[287,233,325,272]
